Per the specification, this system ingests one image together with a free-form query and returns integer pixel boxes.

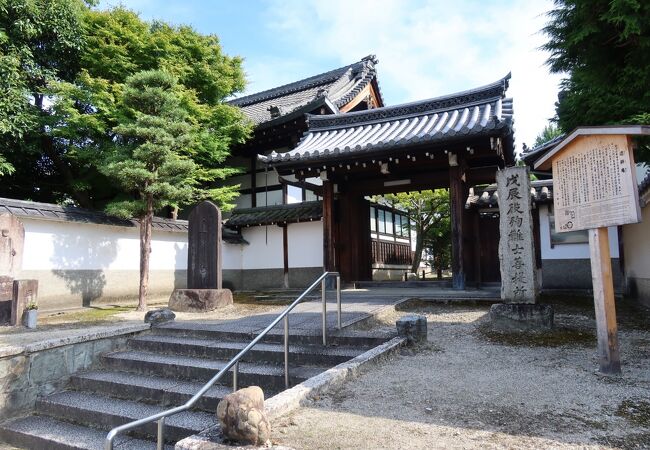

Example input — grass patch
[476,322,596,348]
[616,399,650,427]
[42,305,133,325]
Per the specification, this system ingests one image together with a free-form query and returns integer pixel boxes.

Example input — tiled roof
[0,197,250,243]
[226,201,322,228]
[228,55,381,126]
[465,179,553,209]
[0,197,188,232]
[521,133,565,166]
[259,74,513,165]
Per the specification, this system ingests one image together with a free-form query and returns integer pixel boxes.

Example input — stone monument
[490,166,553,330]
[169,201,233,312]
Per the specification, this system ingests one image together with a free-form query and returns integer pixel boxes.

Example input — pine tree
[103,70,198,310]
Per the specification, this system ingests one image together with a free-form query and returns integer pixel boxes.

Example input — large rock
[489,303,554,331]
[216,386,270,446]
[144,308,175,325]
[169,289,233,312]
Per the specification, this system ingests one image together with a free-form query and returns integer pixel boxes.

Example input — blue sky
[98,0,562,151]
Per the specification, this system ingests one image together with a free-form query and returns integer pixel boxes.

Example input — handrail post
[284,315,289,389]
[336,274,341,329]
[156,417,165,450]
[232,361,239,392]
[321,277,327,346]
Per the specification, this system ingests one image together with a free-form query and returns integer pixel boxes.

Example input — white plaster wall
[287,221,323,268]
[538,205,619,260]
[623,204,650,279]
[238,222,322,270]
[20,218,187,271]
[223,242,242,270]
[241,226,284,269]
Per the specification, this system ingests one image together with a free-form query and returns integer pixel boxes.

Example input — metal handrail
[105,271,341,450]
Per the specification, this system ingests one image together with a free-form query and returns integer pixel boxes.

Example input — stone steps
[102,350,325,391]
[36,391,214,442]
[70,371,233,412]
[154,321,390,347]
[129,333,366,366]
[0,321,393,449]
[0,415,174,450]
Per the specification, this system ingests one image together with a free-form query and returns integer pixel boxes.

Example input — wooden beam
[589,227,621,375]
[250,156,257,208]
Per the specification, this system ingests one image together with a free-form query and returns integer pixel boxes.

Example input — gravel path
[270,302,650,449]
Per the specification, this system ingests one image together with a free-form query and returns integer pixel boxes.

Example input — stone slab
[497,166,539,304]
[11,279,38,326]
[168,289,233,313]
[489,303,554,331]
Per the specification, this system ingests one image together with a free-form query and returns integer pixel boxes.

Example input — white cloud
[257,0,562,151]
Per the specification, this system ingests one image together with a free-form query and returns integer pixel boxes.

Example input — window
[385,211,394,235]
[370,207,376,231]
[377,209,386,233]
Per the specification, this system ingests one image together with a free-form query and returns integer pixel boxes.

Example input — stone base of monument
[489,303,554,331]
[169,288,233,312]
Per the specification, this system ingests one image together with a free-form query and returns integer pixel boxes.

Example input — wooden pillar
[250,156,257,208]
[282,224,289,288]
[473,211,482,288]
[589,227,621,375]
[449,164,466,289]
[322,180,336,272]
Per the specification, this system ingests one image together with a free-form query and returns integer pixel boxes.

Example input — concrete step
[128,334,367,366]
[154,322,392,348]
[37,391,214,442]
[0,415,174,450]
[102,350,325,391]
[70,371,237,413]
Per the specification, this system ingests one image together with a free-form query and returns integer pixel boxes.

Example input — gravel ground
[270,301,650,450]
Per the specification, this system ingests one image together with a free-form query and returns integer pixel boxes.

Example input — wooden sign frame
[535,125,650,375]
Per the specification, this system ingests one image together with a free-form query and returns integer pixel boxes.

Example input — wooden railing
[372,240,413,265]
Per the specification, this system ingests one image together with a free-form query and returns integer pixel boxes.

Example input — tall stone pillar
[169,201,233,312]
[491,166,552,330]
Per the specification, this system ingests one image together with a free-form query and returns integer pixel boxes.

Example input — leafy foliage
[542,0,650,162]
[533,122,564,148]
[0,3,250,208]
[102,70,197,218]
[375,190,451,275]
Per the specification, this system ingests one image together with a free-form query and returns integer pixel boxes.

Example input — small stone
[216,386,270,445]
[396,315,428,345]
[425,407,433,414]
[144,308,175,325]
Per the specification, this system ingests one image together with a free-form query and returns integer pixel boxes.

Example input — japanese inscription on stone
[552,134,641,232]
[497,166,538,304]
[187,201,222,289]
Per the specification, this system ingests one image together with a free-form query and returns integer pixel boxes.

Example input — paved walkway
[160,286,500,337]
[0,286,501,352]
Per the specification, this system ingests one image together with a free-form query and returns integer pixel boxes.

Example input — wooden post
[282,224,289,288]
[449,165,465,289]
[588,227,621,375]
[322,180,336,272]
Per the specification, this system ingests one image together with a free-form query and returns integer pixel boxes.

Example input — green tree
[375,190,451,274]
[0,4,250,207]
[542,0,650,162]
[0,0,88,190]
[533,122,563,148]
[103,70,201,310]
